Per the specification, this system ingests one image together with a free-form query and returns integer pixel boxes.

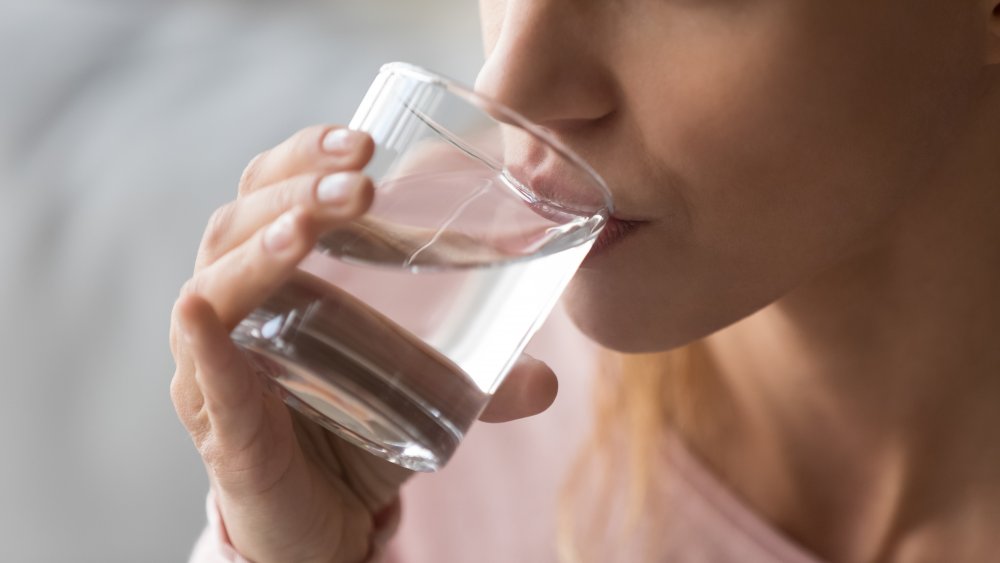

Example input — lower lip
[583,218,645,263]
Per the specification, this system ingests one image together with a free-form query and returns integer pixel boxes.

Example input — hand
[169,125,559,563]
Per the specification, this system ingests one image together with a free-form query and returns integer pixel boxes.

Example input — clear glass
[231,62,613,472]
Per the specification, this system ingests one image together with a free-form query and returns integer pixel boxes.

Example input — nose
[474,1,617,131]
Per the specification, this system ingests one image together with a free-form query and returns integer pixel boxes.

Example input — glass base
[229,271,488,473]
[244,345,445,472]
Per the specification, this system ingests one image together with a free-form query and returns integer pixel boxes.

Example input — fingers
[197,172,373,269]
[172,292,300,490]
[171,123,376,468]
[195,124,375,272]
[185,202,356,332]
[238,125,374,197]
[173,294,261,436]
[479,354,559,423]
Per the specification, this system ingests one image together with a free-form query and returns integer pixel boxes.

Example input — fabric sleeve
[187,490,254,563]
[187,489,403,563]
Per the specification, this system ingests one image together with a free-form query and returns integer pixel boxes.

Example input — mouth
[501,144,648,262]
[584,216,646,263]
[504,147,611,212]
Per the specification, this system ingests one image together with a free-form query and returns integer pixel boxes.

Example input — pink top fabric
[188,305,825,563]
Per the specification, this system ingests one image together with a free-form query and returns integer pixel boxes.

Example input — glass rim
[378,61,615,216]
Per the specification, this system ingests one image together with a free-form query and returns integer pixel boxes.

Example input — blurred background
[0,0,483,560]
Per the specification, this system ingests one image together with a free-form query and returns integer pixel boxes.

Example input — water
[231,170,600,471]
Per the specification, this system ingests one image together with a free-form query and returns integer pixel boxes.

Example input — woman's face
[476,0,993,352]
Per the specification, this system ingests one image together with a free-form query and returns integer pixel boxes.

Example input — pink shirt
[188,305,825,563]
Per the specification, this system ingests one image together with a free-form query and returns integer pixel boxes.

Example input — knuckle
[168,302,183,357]
[190,424,214,456]
[169,294,196,356]
[225,243,259,282]
[169,294,196,364]
[198,438,233,471]
[278,126,317,158]
[169,321,183,360]
[170,370,206,432]
[238,150,269,195]
[272,174,317,213]
[202,203,236,253]
[178,276,211,311]
[169,371,190,409]
[179,276,201,298]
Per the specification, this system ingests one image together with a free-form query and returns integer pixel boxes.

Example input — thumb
[175,293,276,452]
[478,354,558,423]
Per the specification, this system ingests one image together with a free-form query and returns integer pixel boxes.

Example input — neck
[688,90,1000,561]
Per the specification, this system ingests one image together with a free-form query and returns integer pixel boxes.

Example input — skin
[169,126,558,563]
[475,0,1000,561]
[171,0,1000,561]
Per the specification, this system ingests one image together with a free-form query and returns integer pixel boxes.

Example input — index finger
[239,125,375,196]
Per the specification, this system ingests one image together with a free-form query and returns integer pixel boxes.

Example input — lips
[504,158,610,216]
[502,143,648,260]
[585,217,645,261]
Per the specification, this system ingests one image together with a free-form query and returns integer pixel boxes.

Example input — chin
[561,278,698,354]
[561,259,759,354]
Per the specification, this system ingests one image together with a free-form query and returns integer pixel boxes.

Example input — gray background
[0,1,481,560]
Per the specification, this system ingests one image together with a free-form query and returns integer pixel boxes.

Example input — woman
[170,0,1000,561]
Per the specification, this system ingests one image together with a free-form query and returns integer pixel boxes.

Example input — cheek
[569,2,982,352]
[628,2,974,276]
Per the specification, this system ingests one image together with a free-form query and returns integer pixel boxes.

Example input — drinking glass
[231,62,612,472]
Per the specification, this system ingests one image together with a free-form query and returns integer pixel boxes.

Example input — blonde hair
[556,341,719,562]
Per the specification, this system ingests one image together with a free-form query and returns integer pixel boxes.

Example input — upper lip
[504,131,655,222]
[505,161,651,223]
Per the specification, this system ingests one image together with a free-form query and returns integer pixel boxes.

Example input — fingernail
[322,128,361,154]
[264,211,296,252]
[317,172,359,204]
